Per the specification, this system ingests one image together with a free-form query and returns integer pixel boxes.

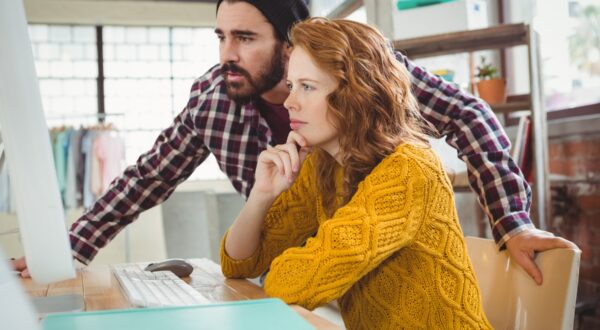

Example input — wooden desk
[21,258,340,330]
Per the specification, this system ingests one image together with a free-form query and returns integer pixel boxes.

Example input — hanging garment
[93,132,126,196]
[81,130,98,208]
[64,129,83,209]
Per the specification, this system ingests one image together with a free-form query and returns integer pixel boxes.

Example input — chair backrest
[465,236,581,330]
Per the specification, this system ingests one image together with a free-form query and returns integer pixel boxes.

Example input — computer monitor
[0,0,79,312]
[0,250,40,329]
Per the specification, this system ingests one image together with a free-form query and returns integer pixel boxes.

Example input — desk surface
[21,258,339,330]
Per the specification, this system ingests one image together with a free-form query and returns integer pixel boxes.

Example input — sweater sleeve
[264,147,432,310]
[221,155,320,279]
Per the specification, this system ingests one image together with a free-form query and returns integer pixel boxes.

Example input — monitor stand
[32,294,85,315]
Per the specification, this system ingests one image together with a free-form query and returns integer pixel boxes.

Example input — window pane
[31,24,98,127]
[535,0,600,110]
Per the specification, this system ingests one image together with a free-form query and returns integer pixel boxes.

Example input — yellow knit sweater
[221,144,491,329]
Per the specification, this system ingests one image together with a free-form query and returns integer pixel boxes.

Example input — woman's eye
[302,84,313,91]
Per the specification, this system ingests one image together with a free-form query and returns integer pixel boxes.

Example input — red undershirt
[256,98,291,145]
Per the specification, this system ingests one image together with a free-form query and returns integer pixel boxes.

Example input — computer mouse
[144,259,194,278]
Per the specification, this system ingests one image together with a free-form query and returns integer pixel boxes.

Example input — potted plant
[475,56,507,105]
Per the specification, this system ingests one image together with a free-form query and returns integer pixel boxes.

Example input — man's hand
[505,229,578,285]
[10,256,31,278]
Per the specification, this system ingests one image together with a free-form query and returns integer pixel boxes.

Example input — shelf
[490,94,531,113]
[491,101,531,113]
[550,174,600,185]
[392,23,529,59]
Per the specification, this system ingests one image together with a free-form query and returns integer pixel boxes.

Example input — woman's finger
[273,147,293,181]
[286,131,307,148]
[262,147,286,176]
[277,143,301,172]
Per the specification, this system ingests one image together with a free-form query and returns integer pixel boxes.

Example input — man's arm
[395,52,577,284]
[397,51,532,245]
[70,87,211,265]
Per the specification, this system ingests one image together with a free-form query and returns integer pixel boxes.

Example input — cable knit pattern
[221,144,491,329]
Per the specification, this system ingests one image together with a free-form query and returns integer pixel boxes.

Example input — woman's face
[284,47,339,156]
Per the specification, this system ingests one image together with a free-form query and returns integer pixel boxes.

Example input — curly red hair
[289,18,434,215]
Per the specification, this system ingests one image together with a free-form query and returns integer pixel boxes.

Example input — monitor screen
[0,0,75,284]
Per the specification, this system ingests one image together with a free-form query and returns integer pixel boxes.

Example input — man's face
[215,1,287,104]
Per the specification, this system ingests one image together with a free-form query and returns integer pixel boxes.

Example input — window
[535,0,600,111]
[31,24,225,181]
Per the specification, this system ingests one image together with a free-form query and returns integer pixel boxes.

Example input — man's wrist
[491,211,534,249]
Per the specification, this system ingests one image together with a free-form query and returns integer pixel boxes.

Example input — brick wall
[549,132,600,330]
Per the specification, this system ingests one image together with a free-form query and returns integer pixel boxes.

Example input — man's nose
[220,39,240,63]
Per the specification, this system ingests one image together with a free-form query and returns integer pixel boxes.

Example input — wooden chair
[465,236,581,330]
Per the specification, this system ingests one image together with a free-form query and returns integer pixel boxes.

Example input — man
[13,0,575,284]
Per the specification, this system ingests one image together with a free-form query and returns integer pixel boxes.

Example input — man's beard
[221,45,285,105]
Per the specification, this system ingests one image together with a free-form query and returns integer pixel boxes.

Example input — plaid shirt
[69,53,534,265]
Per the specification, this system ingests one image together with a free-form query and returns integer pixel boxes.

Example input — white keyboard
[112,264,210,307]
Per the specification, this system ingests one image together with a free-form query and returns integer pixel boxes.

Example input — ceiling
[24,0,218,26]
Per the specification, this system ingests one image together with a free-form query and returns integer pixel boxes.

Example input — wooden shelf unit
[393,23,551,229]
[392,23,529,58]
[491,94,531,113]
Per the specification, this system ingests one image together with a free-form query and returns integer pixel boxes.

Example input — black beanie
[216,0,310,42]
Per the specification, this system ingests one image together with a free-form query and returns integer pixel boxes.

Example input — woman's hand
[252,131,311,200]
[225,132,311,260]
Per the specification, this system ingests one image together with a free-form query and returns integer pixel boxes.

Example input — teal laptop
[41,298,315,330]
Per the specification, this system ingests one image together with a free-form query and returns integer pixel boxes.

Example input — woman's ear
[284,42,293,58]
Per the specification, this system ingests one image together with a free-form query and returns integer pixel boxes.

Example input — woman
[221,18,491,329]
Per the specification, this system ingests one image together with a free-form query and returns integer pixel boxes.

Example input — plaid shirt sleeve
[396,52,535,248]
[69,80,211,264]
